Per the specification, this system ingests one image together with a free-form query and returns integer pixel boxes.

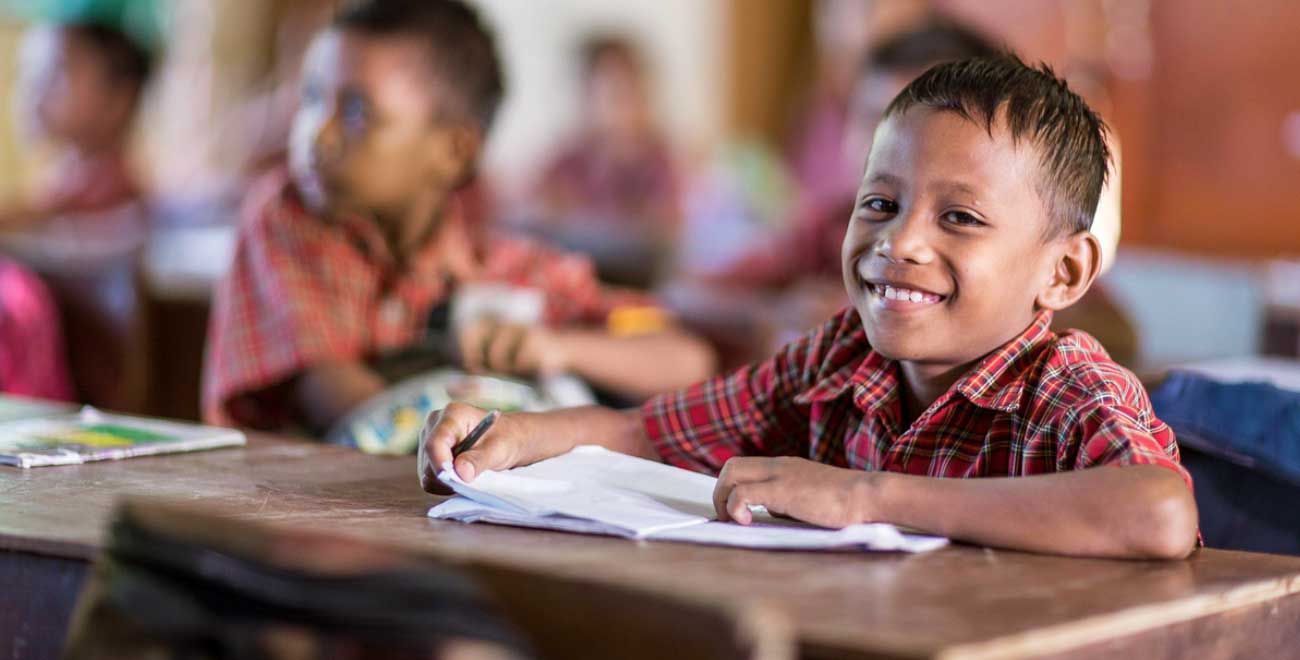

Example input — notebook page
[437,447,709,537]
[432,446,949,552]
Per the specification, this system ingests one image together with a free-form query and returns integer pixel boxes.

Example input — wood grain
[3,433,1300,659]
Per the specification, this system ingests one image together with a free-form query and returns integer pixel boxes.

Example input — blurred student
[0,257,73,401]
[710,20,1138,365]
[0,21,151,228]
[203,0,715,434]
[521,36,679,289]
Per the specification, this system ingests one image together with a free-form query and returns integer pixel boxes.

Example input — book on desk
[0,406,245,468]
[431,445,948,553]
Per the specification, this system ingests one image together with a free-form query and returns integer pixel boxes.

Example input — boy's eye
[340,95,368,132]
[943,210,985,227]
[860,197,898,215]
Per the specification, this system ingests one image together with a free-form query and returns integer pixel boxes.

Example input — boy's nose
[874,213,934,265]
[310,112,344,165]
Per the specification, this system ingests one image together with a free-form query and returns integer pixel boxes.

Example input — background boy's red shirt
[0,258,74,402]
[642,307,1191,489]
[204,169,650,429]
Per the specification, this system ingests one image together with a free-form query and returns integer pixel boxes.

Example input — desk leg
[0,552,90,660]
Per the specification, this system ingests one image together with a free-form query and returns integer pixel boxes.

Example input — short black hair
[333,0,504,130]
[884,54,1111,237]
[579,34,644,78]
[864,19,998,75]
[63,21,153,89]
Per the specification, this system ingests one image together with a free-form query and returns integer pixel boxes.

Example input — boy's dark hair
[64,21,153,89]
[864,19,998,75]
[579,34,643,78]
[884,54,1111,236]
[334,0,504,130]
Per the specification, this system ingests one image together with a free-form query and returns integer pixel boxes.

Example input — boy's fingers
[452,433,513,482]
[726,483,777,526]
[485,325,524,373]
[419,404,485,492]
[457,322,488,372]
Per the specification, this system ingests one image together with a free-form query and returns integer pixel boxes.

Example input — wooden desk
[3,434,1300,660]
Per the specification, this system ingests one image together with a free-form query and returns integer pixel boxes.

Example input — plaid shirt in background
[642,308,1191,490]
[203,170,649,430]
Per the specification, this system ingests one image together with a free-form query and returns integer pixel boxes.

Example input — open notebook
[429,446,948,553]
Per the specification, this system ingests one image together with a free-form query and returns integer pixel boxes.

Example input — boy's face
[18,25,132,146]
[290,30,473,221]
[842,107,1064,369]
[585,55,651,142]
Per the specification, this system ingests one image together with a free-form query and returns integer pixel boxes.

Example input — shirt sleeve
[639,313,849,474]
[1062,400,1194,492]
[201,182,367,428]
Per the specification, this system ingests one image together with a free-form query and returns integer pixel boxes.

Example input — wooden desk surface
[3,434,1299,659]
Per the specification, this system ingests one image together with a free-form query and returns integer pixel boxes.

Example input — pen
[452,409,500,457]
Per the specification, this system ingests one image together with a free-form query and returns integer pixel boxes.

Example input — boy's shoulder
[1019,327,1154,423]
[238,168,324,239]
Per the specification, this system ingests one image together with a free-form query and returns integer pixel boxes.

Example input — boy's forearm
[554,328,717,400]
[511,406,657,463]
[871,465,1198,559]
[294,361,387,432]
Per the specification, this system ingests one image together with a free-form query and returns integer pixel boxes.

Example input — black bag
[62,503,531,659]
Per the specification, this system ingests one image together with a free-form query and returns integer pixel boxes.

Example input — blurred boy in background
[518,35,679,289]
[1,20,150,227]
[203,0,714,434]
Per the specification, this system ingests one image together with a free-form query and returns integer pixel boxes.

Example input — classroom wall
[467,0,726,192]
[0,20,31,203]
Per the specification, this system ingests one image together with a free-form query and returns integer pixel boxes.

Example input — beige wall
[0,20,31,203]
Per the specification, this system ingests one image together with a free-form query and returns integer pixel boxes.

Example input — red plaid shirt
[643,307,1190,489]
[203,170,648,429]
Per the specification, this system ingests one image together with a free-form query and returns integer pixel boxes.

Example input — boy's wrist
[853,470,894,524]
[538,328,575,374]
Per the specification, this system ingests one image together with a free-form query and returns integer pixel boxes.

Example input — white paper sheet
[431,446,948,552]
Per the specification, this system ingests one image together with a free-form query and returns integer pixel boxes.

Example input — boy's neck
[896,360,975,427]
[67,133,128,161]
[374,187,454,263]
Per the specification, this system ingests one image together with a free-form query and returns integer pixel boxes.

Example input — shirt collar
[795,310,1056,414]
[952,310,1055,412]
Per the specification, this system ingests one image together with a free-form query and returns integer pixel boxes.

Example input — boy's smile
[843,107,1069,390]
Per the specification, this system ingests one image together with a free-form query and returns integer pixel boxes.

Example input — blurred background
[0,0,1298,420]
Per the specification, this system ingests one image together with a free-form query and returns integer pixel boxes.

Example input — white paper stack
[429,446,948,553]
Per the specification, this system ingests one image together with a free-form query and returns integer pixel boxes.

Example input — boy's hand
[457,320,568,377]
[418,402,532,494]
[713,456,883,529]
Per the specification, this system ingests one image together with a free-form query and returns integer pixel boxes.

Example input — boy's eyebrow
[929,179,980,197]
[862,174,982,199]
[865,173,903,188]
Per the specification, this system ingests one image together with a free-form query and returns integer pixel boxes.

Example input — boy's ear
[432,123,484,183]
[1036,231,1102,312]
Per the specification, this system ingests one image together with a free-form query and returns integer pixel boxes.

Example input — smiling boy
[419,55,1197,559]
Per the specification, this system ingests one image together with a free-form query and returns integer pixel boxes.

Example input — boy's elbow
[1134,478,1199,560]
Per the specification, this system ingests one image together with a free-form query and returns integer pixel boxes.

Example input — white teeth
[872,283,939,304]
